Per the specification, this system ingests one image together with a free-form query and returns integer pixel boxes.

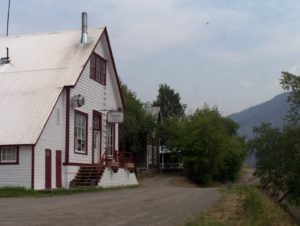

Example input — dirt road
[0,176,220,226]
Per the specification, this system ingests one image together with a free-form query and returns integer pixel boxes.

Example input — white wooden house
[0,13,138,190]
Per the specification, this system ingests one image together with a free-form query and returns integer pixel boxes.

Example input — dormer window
[90,53,106,85]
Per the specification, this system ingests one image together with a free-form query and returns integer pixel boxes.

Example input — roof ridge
[0,27,105,39]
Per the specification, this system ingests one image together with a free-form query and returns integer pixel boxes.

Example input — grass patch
[0,185,139,198]
[185,186,296,226]
[0,187,39,197]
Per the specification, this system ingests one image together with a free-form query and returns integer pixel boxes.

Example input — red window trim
[106,123,115,156]
[0,146,19,165]
[90,52,107,86]
[74,110,88,155]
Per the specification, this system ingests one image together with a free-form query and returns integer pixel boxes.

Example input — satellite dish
[71,94,85,108]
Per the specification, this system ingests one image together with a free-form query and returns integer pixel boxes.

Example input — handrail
[95,150,107,184]
[95,150,134,184]
[114,150,133,166]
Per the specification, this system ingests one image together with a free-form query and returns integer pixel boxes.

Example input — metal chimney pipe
[81,12,88,44]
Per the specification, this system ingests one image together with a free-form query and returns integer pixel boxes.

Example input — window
[153,146,157,165]
[147,145,152,165]
[106,123,115,156]
[0,146,18,164]
[75,111,88,154]
[90,53,106,85]
[93,114,101,130]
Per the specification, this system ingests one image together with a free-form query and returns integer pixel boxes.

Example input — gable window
[0,146,18,164]
[74,111,88,154]
[90,53,106,85]
[106,123,115,156]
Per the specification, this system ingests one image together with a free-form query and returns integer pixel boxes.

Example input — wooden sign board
[107,111,124,123]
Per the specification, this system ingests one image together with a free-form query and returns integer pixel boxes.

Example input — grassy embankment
[186,185,296,226]
[0,185,138,198]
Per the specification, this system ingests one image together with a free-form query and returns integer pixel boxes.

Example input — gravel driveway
[0,176,220,226]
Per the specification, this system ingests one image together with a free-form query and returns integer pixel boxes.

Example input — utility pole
[6,0,11,36]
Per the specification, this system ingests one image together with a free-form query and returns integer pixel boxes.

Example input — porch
[71,150,136,187]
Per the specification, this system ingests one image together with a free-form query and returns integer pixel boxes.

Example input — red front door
[56,150,62,188]
[45,149,52,189]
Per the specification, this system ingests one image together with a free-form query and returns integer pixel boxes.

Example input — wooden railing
[113,150,133,167]
[95,150,108,184]
[96,150,134,183]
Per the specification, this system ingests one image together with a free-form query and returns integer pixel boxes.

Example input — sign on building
[107,111,124,123]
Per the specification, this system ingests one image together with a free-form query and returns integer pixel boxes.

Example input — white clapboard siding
[69,34,120,164]
[98,168,138,188]
[0,146,32,188]
[34,91,66,189]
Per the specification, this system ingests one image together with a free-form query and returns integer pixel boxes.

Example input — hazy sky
[1,0,300,115]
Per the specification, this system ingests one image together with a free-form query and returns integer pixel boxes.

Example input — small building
[0,13,138,190]
[146,107,162,169]
[135,106,162,173]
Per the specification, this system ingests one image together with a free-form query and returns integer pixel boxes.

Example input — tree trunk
[262,177,272,190]
[278,190,290,204]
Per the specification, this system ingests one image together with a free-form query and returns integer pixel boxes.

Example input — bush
[182,107,247,185]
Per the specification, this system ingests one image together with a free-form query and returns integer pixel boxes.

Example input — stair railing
[95,150,108,184]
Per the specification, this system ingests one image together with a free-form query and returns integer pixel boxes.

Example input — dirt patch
[170,176,199,188]
[235,165,260,186]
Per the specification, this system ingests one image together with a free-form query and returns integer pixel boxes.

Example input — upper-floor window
[90,53,106,85]
[0,146,18,164]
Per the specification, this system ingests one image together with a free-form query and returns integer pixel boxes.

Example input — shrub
[182,107,247,185]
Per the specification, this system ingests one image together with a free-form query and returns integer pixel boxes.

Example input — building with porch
[0,13,138,190]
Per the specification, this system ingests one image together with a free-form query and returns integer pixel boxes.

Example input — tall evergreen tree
[153,83,186,119]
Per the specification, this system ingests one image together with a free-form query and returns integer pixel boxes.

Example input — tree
[119,83,155,155]
[249,123,285,196]
[181,106,247,185]
[250,123,300,204]
[153,83,186,119]
[280,71,300,124]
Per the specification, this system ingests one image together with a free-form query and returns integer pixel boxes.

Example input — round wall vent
[71,94,85,108]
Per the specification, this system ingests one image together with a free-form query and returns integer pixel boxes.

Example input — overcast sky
[1,0,300,115]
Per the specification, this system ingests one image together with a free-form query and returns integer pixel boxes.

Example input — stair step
[75,177,96,180]
[77,172,97,175]
[70,165,106,188]
[79,169,97,172]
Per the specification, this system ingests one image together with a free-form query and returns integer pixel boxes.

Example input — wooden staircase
[71,165,105,187]
[70,150,134,188]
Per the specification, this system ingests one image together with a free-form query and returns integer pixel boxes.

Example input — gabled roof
[145,106,163,123]
[0,28,123,145]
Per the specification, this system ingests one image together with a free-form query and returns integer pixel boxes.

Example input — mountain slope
[228,92,290,139]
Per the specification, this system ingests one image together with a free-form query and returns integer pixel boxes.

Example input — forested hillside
[228,93,289,139]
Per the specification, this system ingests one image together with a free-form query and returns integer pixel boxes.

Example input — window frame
[106,123,115,156]
[74,110,88,155]
[90,52,107,86]
[0,146,19,165]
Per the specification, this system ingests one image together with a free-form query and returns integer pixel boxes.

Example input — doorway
[93,111,102,163]
[56,150,62,188]
[45,149,52,189]
[94,131,101,163]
